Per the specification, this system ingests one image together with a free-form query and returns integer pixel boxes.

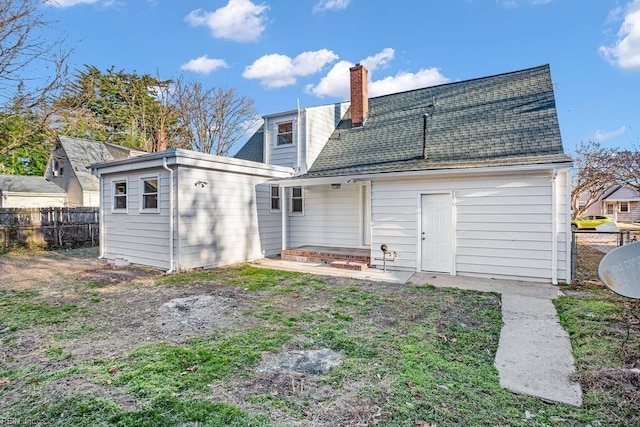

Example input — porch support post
[281,185,287,251]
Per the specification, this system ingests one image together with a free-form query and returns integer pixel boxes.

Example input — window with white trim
[53,159,64,177]
[276,121,293,146]
[290,186,303,215]
[270,185,280,212]
[113,181,128,211]
[620,201,629,212]
[140,177,159,212]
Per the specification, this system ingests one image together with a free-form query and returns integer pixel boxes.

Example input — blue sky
[41,0,640,154]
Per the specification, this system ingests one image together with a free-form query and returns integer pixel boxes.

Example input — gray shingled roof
[0,174,66,195]
[303,64,570,178]
[58,136,145,192]
[234,125,264,163]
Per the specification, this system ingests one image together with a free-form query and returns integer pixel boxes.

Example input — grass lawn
[0,248,638,426]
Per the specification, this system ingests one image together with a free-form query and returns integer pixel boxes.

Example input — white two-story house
[92,64,573,284]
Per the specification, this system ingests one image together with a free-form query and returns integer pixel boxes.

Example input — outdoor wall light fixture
[331,183,341,189]
[195,181,208,188]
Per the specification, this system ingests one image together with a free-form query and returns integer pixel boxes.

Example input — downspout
[98,171,105,259]
[163,158,175,273]
[281,185,287,252]
[551,168,559,285]
[296,99,302,174]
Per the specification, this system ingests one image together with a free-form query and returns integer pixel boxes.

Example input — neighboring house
[44,136,145,207]
[92,64,573,284]
[579,185,640,222]
[0,174,67,208]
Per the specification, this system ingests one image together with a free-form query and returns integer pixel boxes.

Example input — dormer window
[53,159,64,177]
[277,121,293,146]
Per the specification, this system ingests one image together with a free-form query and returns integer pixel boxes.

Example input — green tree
[0,85,51,175]
[56,66,186,151]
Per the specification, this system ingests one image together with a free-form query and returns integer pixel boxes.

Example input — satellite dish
[598,242,640,299]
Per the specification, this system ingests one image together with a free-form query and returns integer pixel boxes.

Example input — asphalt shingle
[303,64,570,178]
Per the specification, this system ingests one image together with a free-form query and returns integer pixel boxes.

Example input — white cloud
[185,0,268,43]
[313,0,351,13]
[243,49,338,88]
[306,48,449,99]
[368,68,449,97]
[592,126,627,142]
[306,60,353,97]
[44,0,100,7]
[361,48,395,72]
[599,1,640,71]
[606,6,623,23]
[181,56,229,74]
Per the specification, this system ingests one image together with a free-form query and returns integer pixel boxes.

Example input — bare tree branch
[172,78,259,156]
[0,0,70,159]
[570,141,618,218]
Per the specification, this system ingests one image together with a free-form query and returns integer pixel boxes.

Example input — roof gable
[57,136,146,192]
[305,64,570,178]
[234,125,264,163]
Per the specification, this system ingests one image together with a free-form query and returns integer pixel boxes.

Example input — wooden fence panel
[0,207,99,250]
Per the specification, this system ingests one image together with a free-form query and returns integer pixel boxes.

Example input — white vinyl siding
[371,171,569,283]
[102,170,171,269]
[266,114,298,169]
[257,183,283,257]
[288,184,361,248]
[176,168,281,269]
[304,102,349,171]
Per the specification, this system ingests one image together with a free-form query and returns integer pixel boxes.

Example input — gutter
[163,158,175,273]
[270,162,574,187]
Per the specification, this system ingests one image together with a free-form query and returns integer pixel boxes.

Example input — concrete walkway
[411,273,583,407]
[253,260,583,406]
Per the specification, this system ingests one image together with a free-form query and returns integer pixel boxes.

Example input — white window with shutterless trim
[289,186,304,216]
[112,180,128,213]
[270,185,281,212]
[140,176,159,213]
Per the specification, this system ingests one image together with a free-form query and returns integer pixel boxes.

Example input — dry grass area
[1,247,639,426]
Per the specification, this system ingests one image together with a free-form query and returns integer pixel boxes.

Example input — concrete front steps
[281,246,370,271]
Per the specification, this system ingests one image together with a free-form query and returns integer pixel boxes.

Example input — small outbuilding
[90,149,293,271]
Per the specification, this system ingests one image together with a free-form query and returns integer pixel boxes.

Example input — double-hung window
[290,186,303,215]
[620,201,629,213]
[277,121,293,146]
[270,185,280,212]
[141,177,159,212]
[113,181,128,212]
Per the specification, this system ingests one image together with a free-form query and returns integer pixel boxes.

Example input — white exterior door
[421,193,453,273]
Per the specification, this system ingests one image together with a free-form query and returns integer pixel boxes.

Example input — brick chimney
[349,63,368,127]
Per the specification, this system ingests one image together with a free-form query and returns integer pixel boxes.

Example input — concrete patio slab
[253,258,414,284]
